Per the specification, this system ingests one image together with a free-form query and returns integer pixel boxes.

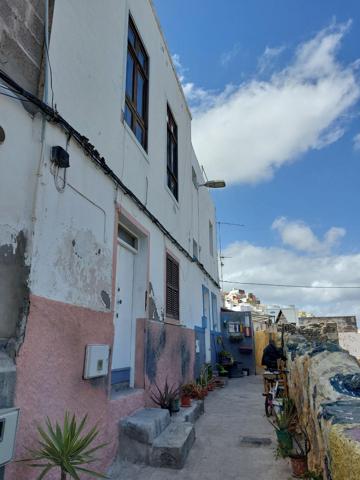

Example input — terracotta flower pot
[207,384,214,392]
[290,456,308,477]
[181,395,192,407]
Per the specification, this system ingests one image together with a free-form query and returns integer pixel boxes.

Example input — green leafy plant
[199,364,211,388]
[181,383,196,396]
[150,379,179,412]
[268,398,297,432]
[18,412,108,480]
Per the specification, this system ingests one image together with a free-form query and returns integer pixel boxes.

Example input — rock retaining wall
[285,323,360,479]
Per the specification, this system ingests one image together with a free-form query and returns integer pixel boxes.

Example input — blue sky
[153,0,360,319]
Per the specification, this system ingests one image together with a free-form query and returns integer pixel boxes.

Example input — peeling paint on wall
[54,229,112,311]
[148,282,160,321]
[0,230,30,355]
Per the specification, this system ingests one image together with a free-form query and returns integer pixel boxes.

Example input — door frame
[112,205,150,387]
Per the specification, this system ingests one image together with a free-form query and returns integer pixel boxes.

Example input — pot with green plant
[218,350,234,366]
[216,363,229,377]
[288,426,311,478]
[180,383,194,407]
[268,398,297,451]
[18,412,108,479]
[150,379,180,415]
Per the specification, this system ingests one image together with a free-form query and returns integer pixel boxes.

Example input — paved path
[110,376,292,480]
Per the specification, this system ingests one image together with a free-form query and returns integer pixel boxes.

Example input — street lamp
[198,180,226,189]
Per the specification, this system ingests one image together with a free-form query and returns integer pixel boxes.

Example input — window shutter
[166,255,179,319]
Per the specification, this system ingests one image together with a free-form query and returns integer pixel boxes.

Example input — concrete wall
[0,0,54,96]
[285,324,360,479]
[135,318,195,396]
[7,294,146,480]
[299,316,358,333]
[0,94,42,352]
[338,332,360,360]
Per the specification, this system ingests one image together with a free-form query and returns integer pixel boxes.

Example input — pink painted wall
[6,295,145,480]
[135,319,196,402]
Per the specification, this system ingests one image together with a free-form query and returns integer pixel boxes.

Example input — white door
[112,244,135,384]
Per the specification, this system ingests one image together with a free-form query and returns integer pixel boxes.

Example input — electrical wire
[0,89,32,103]
[222,280,360,289]
[0,67,219,289]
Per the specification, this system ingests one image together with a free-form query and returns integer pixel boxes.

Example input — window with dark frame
[166,254,179,320]
[125,16,148,150]
[167,105,178,200]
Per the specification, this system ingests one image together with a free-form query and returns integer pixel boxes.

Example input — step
[120,408,170,444]
[172,400,204,424]
[150,422,195,469]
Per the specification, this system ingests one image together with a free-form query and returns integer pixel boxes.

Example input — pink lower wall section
[6,295,145,480]
[6,298,196,479]
[135,318,196,401]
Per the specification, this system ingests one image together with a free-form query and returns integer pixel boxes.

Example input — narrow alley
[109,376,292,480]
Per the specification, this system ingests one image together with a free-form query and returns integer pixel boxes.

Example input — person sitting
[261,338,284,371]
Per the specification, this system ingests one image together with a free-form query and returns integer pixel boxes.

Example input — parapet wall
[285,323,360,479]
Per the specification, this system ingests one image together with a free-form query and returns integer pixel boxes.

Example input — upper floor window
[125,16,148,150]
[167,105,178,200]
[166,253,179,320]
[209,221,214,257]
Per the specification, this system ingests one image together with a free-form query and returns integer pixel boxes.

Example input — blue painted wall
[218,310,256,375]
[194,326,206,379]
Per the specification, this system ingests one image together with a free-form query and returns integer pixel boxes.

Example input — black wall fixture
[51,146,70,168]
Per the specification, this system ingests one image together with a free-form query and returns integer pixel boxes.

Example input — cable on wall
[0,68,220,289]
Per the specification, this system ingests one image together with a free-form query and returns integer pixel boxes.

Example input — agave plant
[19,412,108,480]
[150,379,179,411]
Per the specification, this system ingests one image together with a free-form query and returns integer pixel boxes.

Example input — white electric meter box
[83,344,110,379]
[0,407,20,466]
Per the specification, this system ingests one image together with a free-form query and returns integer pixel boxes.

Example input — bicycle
[263,370,287,417]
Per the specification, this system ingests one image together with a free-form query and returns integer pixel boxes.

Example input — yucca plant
[19,412,108,480]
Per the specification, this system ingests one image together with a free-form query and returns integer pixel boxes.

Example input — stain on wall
[147,282,160,322]
[143,320,195,399]
[0,230,30,352]
[54,229,112,311]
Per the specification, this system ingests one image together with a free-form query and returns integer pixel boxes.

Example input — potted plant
[191,383,206,400]
[216,363,229,377]
[218,350,234,366]
[288,427,311,478]
[18,412,108,479]
[268,398,297,451]
[180,383,194,407]
[150,379,180,415]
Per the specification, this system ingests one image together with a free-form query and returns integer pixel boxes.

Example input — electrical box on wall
[83,345,110,379]
[0,408,20,466]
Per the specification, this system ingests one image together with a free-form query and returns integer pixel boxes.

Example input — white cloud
[354,132,360,151]
[222,240,360,322]
[272,217,346,253]
[220,43,242,66]
[189,22,360,185]
[258,45,286,73]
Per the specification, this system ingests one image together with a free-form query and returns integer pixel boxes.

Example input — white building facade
[0,1,221,477]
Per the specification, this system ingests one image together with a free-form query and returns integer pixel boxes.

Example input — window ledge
[123,120,150,165]
[164,317,181,326]
[165,184,180,210]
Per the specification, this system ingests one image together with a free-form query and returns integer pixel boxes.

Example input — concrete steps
[117,401,203,469]
[151,421,195,468]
